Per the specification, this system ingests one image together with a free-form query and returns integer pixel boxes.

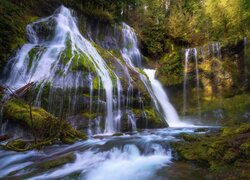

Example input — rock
[2,100,87,151]
[0,135,9,142]
[171,124,250,178]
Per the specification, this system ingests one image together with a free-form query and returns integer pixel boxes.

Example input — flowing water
[0,5,213,179]
[0,127,215,179]
[144,69,192,127]
[183,48,201,117]
[1,6,185,135]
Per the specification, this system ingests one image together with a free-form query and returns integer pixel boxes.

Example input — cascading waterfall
[183,48,201,117]
[200,42,221,60]
[120,23,161,118]
[144,69,179,126]
[183,49,190,115]
[121,23,142,67]
[194,49,201,117]
[1,6,117,134]
[212,42,221,59]
[183,42,223,117]
[0,6,185,135]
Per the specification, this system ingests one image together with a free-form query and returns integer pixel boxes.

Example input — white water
[121,23,142,67]
[144,69,191,127]
[1,6,119,134]
[183,48,201,117]
[0,127,219,179]
[30,144,171,180]
[0,5,193,135]
[183,49,190,115]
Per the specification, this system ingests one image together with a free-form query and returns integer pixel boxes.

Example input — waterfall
[183,48,201,117]
[200,42,221,60]
[121,23,142,67]
[1,6,117,134]
[0,5,185,134]
[183,49,190,115]
[144,69,189,127]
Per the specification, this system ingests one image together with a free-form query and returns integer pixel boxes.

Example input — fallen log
[10,82,35,98]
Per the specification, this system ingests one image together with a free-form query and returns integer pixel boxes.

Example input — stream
[0,126,218,179]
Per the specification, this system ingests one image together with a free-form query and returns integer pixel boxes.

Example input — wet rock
[171,124,250,178]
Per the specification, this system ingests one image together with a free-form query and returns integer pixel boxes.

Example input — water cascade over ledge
[0,5,186,135]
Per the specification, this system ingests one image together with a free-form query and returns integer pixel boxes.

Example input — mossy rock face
[134,108,166,129]
[172,124,250,177]
[180,133,201,142]
[3,100,86,151]
[5,139,53,152]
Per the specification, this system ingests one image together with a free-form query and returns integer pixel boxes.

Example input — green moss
[3,100,86,151]
[93,76,100,90]
[172,124,250,172]
[180,133,201,142]
[81,112,100,120]
[240,139,250,157]
[61,137,78,144]
[38,154,75,170]
[61,37,73,65]
[28,46,46,70]
[133,108,165,128]
[5,139,53,152]
[56,69,65,77]
[6,140,27,150]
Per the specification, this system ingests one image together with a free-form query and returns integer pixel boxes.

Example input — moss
[38,154,75,170]
[180,133,201,142]
[93,76,100,90]
[61,137,78,144]
[28,46,46,70]
[240,139,250,157]
[81,112,100,120]
[6,140,27,150]
[5,139,53,152]
[56,69,65,77]
[172,124,250,173]
[133,108,165,129]
[3,99,86,151]
[109,49,122,60]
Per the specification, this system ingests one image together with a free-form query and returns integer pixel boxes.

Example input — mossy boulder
[172,124,250,178]
[3,100,86,151]
[37,153,75,170]
[134,108,166,129]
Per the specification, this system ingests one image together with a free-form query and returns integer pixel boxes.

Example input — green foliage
[156,51,184,85]
[172,124,250,178]
[142,25,165,56]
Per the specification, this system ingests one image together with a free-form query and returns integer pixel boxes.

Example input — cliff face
[0,5,167,139]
